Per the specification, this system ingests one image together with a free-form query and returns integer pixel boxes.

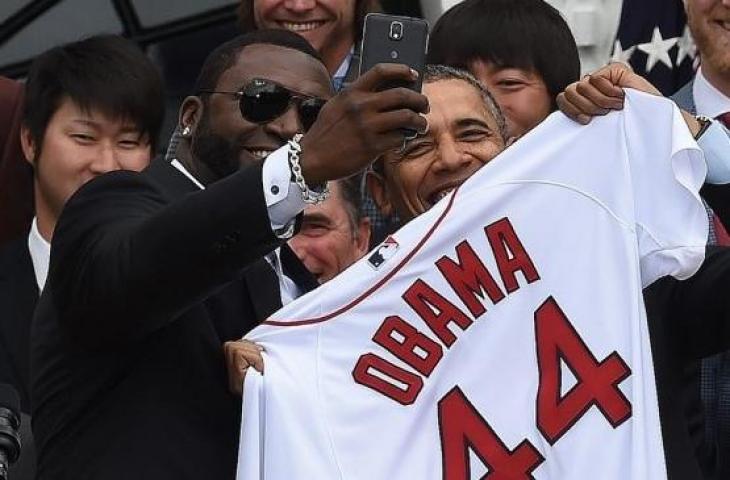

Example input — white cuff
[262,146,307,238]
[698,120,730,185]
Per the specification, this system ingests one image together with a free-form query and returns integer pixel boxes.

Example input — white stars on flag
[611,40,635,65]
[675,25,697,66]
[637,27,677,71]
[610,25,696,73]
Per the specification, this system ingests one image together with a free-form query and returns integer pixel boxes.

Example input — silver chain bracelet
[288,133,330,205]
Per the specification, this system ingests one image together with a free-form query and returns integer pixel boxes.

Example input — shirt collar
[693,67,730,118]
[27,217,51,291]
[170,158,205,190]
[333,47,355,81]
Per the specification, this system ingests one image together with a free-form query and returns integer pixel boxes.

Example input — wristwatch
[694,115,713,140]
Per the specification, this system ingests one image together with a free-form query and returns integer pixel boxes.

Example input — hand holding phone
[298,64,428,185]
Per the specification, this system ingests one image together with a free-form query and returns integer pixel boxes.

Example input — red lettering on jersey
[373,316,443,376]
[485,218,540,293]
[352,353,423,405]
[439,386,544,479]
[436,240,506,318]
[403,279,473,347]
[535,297,632,444]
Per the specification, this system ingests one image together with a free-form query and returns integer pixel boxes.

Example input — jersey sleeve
[622,90,709,286]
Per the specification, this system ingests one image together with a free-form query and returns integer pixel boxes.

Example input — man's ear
[20,125,36,167]
[179,96,204,137]
[354,217,372,257]
[366,168,393,218]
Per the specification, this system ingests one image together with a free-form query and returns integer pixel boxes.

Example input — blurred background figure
[0,76,32,248]
[238,0,380,90]
[288,176,370,284]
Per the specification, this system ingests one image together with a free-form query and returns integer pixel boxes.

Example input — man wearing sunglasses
[30,29,427,480]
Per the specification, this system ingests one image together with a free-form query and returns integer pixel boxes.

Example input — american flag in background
[612,0,697,96]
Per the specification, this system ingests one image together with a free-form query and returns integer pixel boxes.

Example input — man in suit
[237,0,397,246]
[31,29,428,479]
[672,0,730,475]
[0,35,164,480]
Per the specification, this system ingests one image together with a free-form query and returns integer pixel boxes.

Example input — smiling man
[427,0,579,139]
[238,0,380,89]
[288,177,370,284]
[0,34,163,480]
[367,65,508,223]
[30,29,427,480]
[675,0,730,474]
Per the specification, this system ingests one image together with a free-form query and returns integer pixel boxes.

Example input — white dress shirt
[694,67,730,120]
[27,217,51,292]
[332,47,355,90]
[172,146,304,305]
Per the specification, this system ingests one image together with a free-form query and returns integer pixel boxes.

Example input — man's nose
[433,141,471,172]
[89,142,121,174]
[283,0,316,12]
[264,104,302,140]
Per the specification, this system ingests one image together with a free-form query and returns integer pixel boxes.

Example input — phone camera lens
[389,21,403,41]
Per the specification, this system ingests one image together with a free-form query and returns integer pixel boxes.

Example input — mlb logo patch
[368,236,399,269]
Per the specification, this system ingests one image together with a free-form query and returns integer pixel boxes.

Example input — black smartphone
[359,13,429,93]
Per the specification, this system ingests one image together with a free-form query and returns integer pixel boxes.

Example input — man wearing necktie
[671,0,730,476]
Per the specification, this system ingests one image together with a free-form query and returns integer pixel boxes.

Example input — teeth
[250,150,273,159]
[429,188,455,207]
[435,188,454,202]
[281,21,324,32]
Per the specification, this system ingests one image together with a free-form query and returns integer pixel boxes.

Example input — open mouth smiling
[278,21,328,33]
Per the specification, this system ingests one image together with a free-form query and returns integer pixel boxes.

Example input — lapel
[0,237,39,411]
[671,80,696,114]
[242,258,283,322]
[144,156,201,200]
[144,157,319,321]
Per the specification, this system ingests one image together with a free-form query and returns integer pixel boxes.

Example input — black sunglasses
[199,78,327,132]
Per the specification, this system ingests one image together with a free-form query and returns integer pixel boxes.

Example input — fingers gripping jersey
[237,91,708,480]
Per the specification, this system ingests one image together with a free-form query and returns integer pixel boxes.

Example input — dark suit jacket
[0,236,37,411]
[670,80,730,479]
[0,236,38,479]
[31,158,316,480]
[645,246,730,480]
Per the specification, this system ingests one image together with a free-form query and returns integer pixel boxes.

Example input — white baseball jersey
[237,91,708,480]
